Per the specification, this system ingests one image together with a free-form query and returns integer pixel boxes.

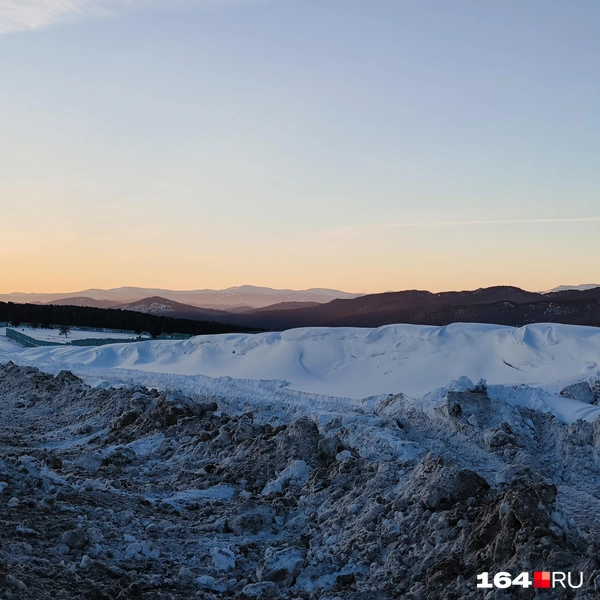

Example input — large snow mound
[2,323,600,424]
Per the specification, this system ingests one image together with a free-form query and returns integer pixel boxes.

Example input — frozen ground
[1,323,600,598]
[1,363,599,599]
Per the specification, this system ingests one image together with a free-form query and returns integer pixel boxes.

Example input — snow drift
[1,322,600,425]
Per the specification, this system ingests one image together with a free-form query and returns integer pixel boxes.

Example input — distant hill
[46,297,122,309]
[114,298,323,321]
[542,284,600,294]
[118,296,233,321]
[226,286,540,329]
[0,285,362,309]
[250,301,322,313]
[226,285,600,330]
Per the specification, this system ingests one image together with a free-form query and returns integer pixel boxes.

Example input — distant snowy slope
[2,323,600,416]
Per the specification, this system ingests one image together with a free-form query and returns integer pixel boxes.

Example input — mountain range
[3,284,600,331]
[0,285,362,310]
[221,285,600,330]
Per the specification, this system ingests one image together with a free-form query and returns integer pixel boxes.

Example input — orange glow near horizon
[3,217,598,295]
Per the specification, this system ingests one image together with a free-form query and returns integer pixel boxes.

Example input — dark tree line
[0,302,260,338]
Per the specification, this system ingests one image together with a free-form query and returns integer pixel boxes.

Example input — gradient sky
[1,0,599,294]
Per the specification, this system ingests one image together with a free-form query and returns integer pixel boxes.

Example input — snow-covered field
[1,326,147,344]
[1,322,599,425]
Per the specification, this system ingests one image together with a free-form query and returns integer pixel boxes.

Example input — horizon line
[1,282,599,297]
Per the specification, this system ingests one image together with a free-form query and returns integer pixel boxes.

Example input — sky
[1,0,599,294]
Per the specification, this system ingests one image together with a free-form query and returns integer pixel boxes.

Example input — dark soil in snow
[0,362,599,599]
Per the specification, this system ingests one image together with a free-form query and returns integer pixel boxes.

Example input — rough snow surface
[1,363,599,598]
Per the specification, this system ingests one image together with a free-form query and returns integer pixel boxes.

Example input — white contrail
[341,217,600,231]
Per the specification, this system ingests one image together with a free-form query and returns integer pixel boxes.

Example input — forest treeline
[0,302,259,338]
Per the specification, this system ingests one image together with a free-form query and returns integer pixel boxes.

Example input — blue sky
[1,0,599,293]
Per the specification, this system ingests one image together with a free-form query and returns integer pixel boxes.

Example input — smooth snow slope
[1,322,600,409]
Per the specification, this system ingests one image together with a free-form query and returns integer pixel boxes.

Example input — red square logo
[534,572,551,589]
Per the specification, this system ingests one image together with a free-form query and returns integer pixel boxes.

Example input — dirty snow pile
[1,357,600,599]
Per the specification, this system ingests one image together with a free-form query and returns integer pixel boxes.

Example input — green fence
[5,327,192,348]
[5,328,146,348]
[6,328,60,347]
[70,338,145,347]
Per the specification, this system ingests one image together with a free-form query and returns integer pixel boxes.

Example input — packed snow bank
[1,323,600,423]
